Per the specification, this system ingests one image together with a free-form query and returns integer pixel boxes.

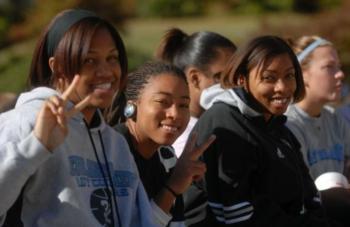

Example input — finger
[66,94,91,118]
[193,173,205,182]
[189,134,216,161]
[56,112,67,133]
[189,162,207,178]
[46,99,60,115]
[181,132,198,157]
[49,95,62,107]
[61,75,80,103]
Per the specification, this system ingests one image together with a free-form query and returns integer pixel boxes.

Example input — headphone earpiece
[124,102,137,118]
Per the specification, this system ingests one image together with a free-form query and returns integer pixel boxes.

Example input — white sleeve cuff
[150,200,172,227]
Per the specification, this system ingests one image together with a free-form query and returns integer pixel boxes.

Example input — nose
[166,104,180,120]
[274,79,288,92]
[335,68,345,81]
[96,61,113,78]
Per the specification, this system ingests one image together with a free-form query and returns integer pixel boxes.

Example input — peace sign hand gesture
[33,75,91,152]
[166,133,216,195]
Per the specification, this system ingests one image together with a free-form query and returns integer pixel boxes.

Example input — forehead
[88,27,117,50]
[253,53,294,74]
[140,73,189,97]
[310,45,338,62]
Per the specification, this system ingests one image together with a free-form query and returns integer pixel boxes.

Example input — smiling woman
[105,61,215,227]
[192,35,342,226]
[0,9,158,227]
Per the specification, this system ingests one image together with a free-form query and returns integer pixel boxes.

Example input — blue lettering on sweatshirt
[69,155,137,196]
[307,143,344,166]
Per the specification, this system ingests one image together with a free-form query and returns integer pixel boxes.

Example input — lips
[93,83,112,90]
[271,97,289,105]
[161,124,179,133]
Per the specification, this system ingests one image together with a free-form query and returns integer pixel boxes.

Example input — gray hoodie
[200,84,260,117]
[0,87,162,227]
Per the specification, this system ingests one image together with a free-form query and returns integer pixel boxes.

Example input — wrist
[163,183,180,198]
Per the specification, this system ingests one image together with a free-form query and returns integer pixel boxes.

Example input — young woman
[0,9,158,227]
[105,61,215,227]
[193,35,341,226]
[155,28,236,157]
[286,36,350,226]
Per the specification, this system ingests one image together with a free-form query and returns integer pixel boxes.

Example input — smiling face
[245,53,297,120]
[302,46,344,104]
[65,27,121,120]
[134,73,190,146]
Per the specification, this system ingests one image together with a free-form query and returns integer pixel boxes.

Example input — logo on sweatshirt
[307,143,344,166]
[91,188,114,227]
[276,148,285,158]
[68,155,137,196]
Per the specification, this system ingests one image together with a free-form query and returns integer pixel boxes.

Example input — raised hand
[33,75,91,152]
[166,132,216,195]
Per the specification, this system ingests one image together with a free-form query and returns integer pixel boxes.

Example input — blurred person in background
[286,35,350,225]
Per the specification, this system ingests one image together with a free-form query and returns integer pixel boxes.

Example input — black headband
[46,9,98,57]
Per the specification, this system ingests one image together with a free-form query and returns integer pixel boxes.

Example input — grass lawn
[0,13,319,94]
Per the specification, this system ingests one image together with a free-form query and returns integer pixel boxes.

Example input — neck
[126,121,159,159]
[190,102,203,118]
[82,107,96,124]
[296,98,324,117]
[263,113,273,122]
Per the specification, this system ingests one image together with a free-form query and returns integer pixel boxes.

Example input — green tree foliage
[137,0,206,17]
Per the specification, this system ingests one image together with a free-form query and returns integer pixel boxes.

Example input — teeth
[162,125,178,132]
[95,83,111,89]
[272,98,288,104]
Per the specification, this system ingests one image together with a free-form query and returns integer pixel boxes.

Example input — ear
[49,57,55,73]
[237,75,246,86]
[186,67,201,89]
[302,70,310,87]
[124,101,137,119]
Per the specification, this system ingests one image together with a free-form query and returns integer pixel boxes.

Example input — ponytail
[155,28,188,63]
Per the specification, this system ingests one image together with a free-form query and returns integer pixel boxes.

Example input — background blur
[0,0,348,97]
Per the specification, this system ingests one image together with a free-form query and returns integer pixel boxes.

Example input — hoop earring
[124,102,136,118]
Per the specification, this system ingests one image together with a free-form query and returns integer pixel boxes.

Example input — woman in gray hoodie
[0,9,160,227]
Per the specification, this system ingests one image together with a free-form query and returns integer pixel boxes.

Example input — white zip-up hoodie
[0,87,164,227]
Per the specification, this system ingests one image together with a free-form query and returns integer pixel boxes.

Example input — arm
[0,114,51,217]
[151,134,215,224]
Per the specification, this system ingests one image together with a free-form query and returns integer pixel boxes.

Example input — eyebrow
[265,67,295,73]
[88,48,118,54]
[153,91,190,100]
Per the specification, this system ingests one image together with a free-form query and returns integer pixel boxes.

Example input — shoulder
[0,103,40,144]
[102,125,133,156]
[197,102,238,127]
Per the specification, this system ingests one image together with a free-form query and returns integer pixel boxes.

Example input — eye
[108,54,119,64]
[179,102,190,109]
[84,57,96,65]
[261,73,276,82]
[286,73,296,80]
[155,99,169,106]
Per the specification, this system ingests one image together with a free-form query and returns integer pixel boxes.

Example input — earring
[124,102,136,118]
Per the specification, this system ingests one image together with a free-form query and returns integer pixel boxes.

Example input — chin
[157,137,177,146]
[92,100,111,109]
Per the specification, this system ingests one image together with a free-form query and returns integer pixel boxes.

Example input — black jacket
[114,123,185,225]
[192,88,340,227]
